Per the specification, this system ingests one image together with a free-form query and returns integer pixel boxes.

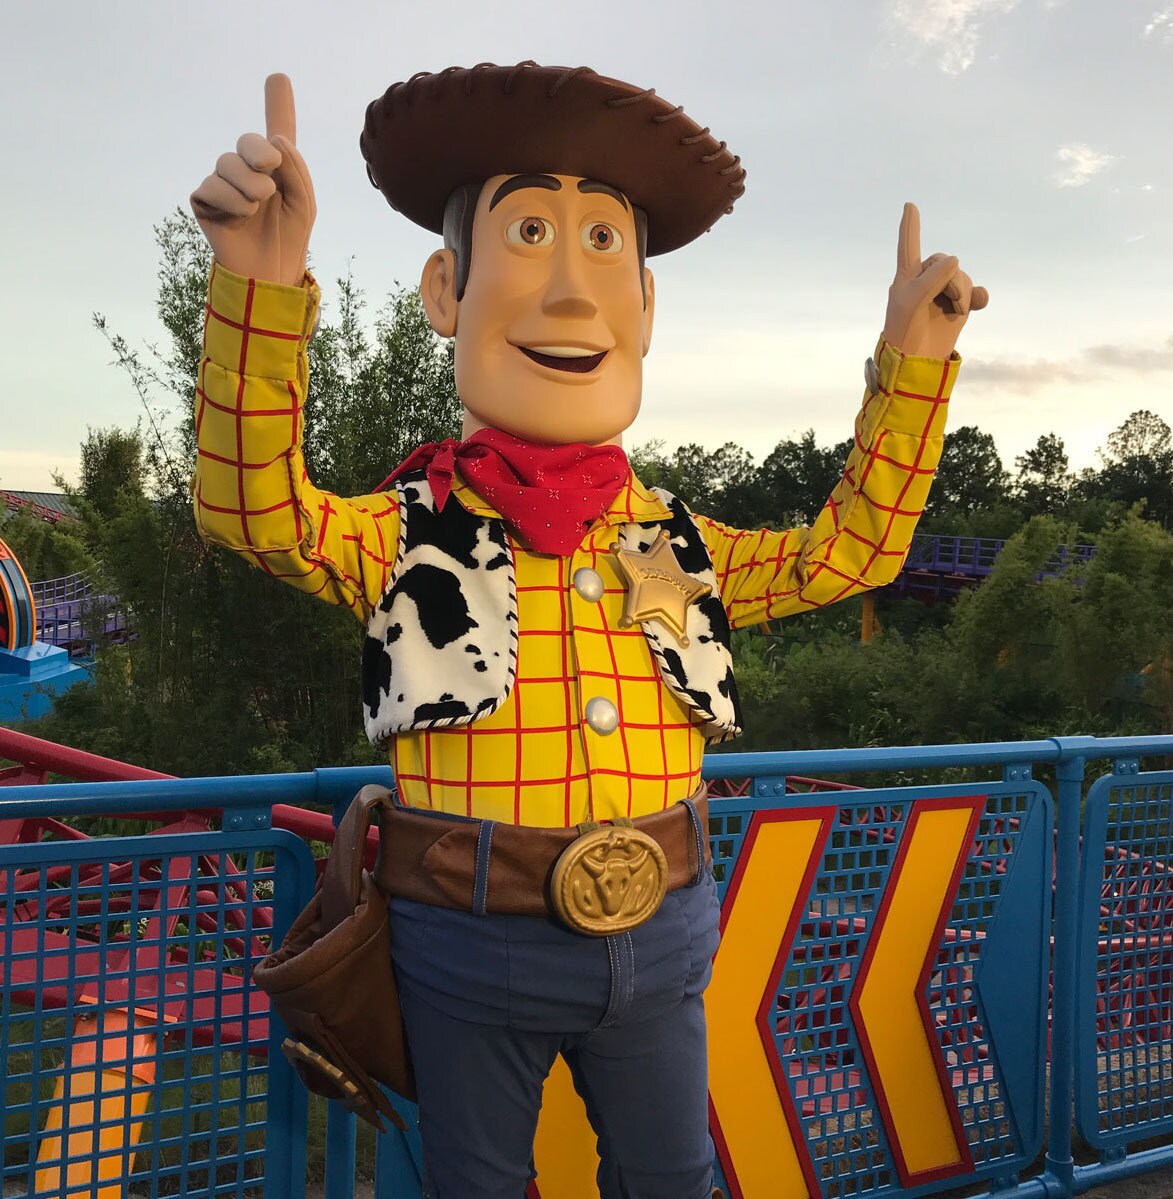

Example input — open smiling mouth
[518,346,608,374]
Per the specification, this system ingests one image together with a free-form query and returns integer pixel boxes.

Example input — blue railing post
[1044,747,1087,1199]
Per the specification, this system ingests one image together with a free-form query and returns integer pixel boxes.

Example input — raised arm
[704,203,985,626]
[190,76,398,620]
[190,73,316,287]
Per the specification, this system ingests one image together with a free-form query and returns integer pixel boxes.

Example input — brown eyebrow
[577,179,629,211]
[488,174,562,210]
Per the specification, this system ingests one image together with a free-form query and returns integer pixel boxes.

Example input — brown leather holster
[252,785,410,1130]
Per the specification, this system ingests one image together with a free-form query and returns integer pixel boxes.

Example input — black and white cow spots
[361,472,741,747]
[362,473,517,744]
[627,492,743,742]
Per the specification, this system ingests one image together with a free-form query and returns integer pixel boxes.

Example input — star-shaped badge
[610,531,712,647]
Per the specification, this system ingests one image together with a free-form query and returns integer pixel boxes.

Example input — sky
[1,0,1171,492]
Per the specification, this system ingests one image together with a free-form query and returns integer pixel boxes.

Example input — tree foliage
[16,210,1173,766]
[27,211,459,775]
[0,503,96,582]
[725,513,1173,753]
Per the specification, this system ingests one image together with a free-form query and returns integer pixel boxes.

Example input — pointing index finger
[265,73,296,145]
[897,201,921,279]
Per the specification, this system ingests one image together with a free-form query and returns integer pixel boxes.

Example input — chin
[468,400,638,448]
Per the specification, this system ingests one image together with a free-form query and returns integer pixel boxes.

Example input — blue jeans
[389,868,721,1199]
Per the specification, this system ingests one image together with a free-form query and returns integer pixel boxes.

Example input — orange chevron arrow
[850,796,984,1186]
[707,808,834,1199]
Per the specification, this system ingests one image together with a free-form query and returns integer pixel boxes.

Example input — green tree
[0,503,96,583]
[305,274,460,496]
[630,440,758,524]
[729,513,1172,753]
[1054,513,1173,719]
[31,211,459,776]
[925,425,1008,519]
[1081,410,1173,528]
[1013,433,1071,518]
[755,431,854,528]
[69,427,147,523]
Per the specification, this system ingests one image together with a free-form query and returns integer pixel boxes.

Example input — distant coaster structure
[887,533,1096,602]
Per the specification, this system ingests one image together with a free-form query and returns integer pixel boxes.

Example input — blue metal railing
[0,737,1171,1199]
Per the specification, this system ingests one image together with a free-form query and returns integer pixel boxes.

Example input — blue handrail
[2,734,1172,1199]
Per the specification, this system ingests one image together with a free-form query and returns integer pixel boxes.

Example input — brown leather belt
[374,785,710,919]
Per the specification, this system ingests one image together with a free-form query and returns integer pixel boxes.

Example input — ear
[420,248,459,338]
[641,268,656,357]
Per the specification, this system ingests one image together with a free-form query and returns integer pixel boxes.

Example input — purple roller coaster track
[23,533,1095,656]
[31,572,128,655]
[886,532,1096,602]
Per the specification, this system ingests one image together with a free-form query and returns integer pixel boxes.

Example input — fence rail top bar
[0,764,397,816]
[1,736,1171,818]
[707,734,1171,777]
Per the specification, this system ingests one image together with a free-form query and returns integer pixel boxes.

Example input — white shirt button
[584,696,619,735]
[573,567,605,602]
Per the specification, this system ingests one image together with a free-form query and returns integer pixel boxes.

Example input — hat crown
[360,62,745,256]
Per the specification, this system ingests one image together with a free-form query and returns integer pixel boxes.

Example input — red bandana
[380,429,630,556]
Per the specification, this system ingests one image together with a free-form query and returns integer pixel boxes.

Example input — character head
[418,173,653,445]
[361,63,745,446]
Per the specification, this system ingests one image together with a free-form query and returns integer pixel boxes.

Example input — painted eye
[582,222,623,254]
[507,216,554,246]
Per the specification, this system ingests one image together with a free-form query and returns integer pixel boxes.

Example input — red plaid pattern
[194,266,957,825]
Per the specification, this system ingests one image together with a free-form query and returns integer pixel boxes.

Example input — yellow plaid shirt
[194,264,958,826]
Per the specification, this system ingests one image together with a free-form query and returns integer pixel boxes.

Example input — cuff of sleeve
[204,262,321,380]
[870,335,959,438]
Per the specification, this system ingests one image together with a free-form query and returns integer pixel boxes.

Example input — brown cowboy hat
[360,62,745,256]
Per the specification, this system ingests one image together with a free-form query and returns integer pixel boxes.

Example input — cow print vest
[361,471,743,748]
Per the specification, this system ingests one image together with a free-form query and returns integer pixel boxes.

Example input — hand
[882,202,988,359]
[190,74,316,287]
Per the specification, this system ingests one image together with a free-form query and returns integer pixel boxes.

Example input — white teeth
[527,345,600,358]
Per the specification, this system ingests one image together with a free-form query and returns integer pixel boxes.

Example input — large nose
[540,244,598,320]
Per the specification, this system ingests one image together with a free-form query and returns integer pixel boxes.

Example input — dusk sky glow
[2,0,1170,491]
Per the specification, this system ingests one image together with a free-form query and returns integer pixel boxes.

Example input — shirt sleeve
[191,262,400,621]
[699,337,958,629]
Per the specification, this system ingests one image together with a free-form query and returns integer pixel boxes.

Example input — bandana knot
[381,428,630,555]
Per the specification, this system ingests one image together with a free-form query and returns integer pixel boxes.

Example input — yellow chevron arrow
[532,809,833,1199]
[706,810,833,1199]
[850,797,982,1184]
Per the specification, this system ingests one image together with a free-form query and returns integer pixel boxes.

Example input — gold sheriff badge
[610,531,712,646]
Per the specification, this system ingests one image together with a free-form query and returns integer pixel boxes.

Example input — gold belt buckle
[549,820,669,935]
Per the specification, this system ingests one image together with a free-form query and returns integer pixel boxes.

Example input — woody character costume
[191,63,982,1199]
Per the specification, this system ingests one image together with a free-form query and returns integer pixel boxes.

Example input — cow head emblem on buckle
[550,821,669,935]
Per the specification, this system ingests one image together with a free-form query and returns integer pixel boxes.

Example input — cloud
[966,336,1173,392]
[1053,143,1115,188]
[888,0,1020,73]
[1144,6,1173,40]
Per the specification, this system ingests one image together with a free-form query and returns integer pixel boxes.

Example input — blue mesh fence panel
[0,828,314,1199]
[7,739,1173,1199]
[706,781,1050,1199]
[1077,770,1173,1150]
